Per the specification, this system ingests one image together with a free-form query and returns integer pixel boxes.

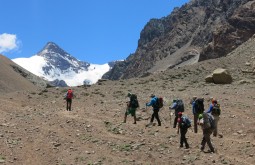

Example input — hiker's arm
[206,104,213,113]
[146,98,155,106]
[169,102,177,110]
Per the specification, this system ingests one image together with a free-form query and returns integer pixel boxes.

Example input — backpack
[181,116,192,128]
[211,103,221,116]
[208,114,215,129]
[66,90,73,99]
[130,94,139,108]
[204,113,215,129]
[194,98,204,114]
[176,99,184,112]
[157,97,164,108]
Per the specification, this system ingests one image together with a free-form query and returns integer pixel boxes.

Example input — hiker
[198,112,215,153]
[169,99,184,128]
[191,97,205,133]
[123,93,139,124]
[177,112,190,149]
[64,89,73,111]
[146,94,161,126]
[207,98,221,137]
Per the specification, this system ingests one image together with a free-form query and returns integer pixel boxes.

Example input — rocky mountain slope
[0,54,48,93]
[104,0,255,80]
[0,35,254,164]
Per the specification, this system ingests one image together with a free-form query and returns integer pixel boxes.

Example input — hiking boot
[158,124,161,126]
[133,122,136,124]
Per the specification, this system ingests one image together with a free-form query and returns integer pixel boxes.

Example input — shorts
[125,107,136,116]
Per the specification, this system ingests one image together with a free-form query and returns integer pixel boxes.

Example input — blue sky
[1,0,189,64]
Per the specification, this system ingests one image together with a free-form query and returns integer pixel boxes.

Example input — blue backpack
[181,116,192,128]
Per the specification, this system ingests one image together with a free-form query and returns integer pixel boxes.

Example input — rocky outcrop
[105,0,255,80]
[205,68,233,84]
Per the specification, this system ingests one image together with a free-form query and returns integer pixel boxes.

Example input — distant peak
[38,42,68,56]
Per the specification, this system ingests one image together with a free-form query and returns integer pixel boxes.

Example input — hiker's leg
[123,112,127,123]
[183,128,189,148]
[180,128,185,147]
[173,115,178,128]
[154,109,161,126]
[204,129,214,152]
[194,114,198,133]
[213,116,219,136]
[150,111,155,123]
[66,100,69,111]
[69,99,72,111]
[133,114,137,124]
[201,130,206,150]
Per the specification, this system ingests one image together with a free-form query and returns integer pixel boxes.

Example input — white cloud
[0,33,19,53]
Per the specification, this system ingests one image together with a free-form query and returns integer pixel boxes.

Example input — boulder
[212,68,232,84]
[205,74,214,83]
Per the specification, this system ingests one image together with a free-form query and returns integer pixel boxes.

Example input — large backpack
[194,98,204,114]
[157,97,164,109]
[211,103,221,116]
[181,116,192,128]
[66,90,73,99]
[176,99,184,112]
[204,113,215,129]
[130,94,139,108]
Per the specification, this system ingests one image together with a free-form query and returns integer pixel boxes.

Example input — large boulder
[206,68,233,84]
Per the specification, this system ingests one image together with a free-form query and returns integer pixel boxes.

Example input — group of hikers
[63,89,221,153]
[124,93,221,153]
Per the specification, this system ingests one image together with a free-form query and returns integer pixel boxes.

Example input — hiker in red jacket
[65,89,73,111]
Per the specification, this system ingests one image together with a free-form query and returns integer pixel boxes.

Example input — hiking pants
[180,128,189,148]
[213,115,220,136]
[201,128,214,152]
[66,98,72,111]
[151,109,161,126]
[193,113,199,133]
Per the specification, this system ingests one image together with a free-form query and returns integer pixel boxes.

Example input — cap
[173,99,177,102]
[150,94,155,98]
[198,114,203,119]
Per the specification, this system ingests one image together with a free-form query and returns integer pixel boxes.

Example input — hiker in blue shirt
[206,98,220,137]
[146,94,161,126]
[169,99,183,128]
[191,96,198,133]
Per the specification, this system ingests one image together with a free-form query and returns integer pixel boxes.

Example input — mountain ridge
[104,0,255,80]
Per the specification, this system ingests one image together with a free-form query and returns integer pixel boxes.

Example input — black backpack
[211,103,221,116]
[130,94,139,108]
[194,98,204,114]
[176,99,184,112]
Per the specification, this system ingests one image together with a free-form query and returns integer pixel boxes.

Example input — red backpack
[66,90,73,99]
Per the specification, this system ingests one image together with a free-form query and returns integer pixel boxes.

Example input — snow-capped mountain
[12,42,111,86]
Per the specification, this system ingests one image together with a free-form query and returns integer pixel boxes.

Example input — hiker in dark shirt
[177,112,190,149]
